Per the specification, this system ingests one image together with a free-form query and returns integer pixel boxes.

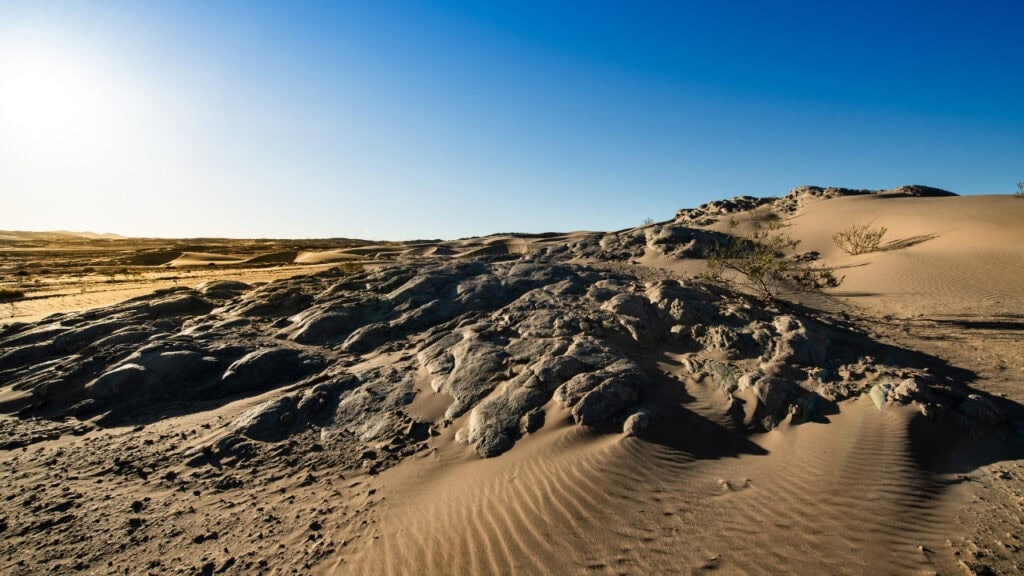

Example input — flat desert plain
[1,186,1023,576]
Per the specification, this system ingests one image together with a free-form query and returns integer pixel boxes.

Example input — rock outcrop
[1,245,1002,460]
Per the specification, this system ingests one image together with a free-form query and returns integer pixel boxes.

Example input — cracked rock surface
[1,249,1006,461]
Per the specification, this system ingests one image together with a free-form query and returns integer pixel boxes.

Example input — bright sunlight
[0,33,128,155]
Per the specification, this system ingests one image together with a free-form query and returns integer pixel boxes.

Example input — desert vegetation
[832,222,888,255]
[0,287,25,301]
[704,228,842,302]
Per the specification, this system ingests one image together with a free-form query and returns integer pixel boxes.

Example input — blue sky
[1,0,1021,239]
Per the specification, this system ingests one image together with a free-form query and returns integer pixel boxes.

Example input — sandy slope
[2,191,1024,576]
[789,194,1024,317]
[326,193,1024,575]
[334,396,960,575]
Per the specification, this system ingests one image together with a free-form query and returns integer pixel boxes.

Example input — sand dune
[244,250,301,265]
[398,245,458,258]
[2,187,1023,575]
[169,251,248,266]
[788,194,1024,317]
[294,249,365,264]
[336,398,953,575]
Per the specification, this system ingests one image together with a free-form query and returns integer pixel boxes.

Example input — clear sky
[1,1,1021,239]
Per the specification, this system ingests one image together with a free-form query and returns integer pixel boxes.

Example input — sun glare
[0,30,163,233]
[0,35,130,156]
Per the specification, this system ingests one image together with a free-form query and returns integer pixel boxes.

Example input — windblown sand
[1,189,1023,575]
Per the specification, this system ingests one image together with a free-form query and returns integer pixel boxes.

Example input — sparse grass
[748,205,780,229]
[332,262,363,275]
[832,223,888,255]
[0,287,26,302]
[704,229,843,302]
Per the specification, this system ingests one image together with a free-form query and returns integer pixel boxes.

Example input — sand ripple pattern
[330,399,952,575]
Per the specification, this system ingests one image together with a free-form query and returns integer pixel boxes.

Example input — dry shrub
[0,287,25,302]
[704,229,843,302]
[832,223,888,255]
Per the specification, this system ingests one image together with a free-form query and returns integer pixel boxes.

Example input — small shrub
[0,287,25,302]
[642,217,655,226]
[748,206,779,229]
[335,262,363,275]
[832,223,888,255]
[1016,181,1023,198]
[704,229,842,302]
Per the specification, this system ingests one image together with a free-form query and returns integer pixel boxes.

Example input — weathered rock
[233,375,357,441]
[221,348,324,395]
[555,360,647,430]
[521,408,545,434]
[602,293,663,345]
[85,347,219,401]
[52,320,134,353]
[228,282,315,317]
[195,280,252,299]
[418,332,508,419]
[0,232,989,464]
[84,364,151,400]
[341,322,394,353]
[959,394,1004,426]
[329,375,415,443]
[623,408,656,436]
[734,373,799,430]
[136,291,214,319]
[645,225,731,258]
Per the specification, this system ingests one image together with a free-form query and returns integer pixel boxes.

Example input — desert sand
[1,186,1023,575]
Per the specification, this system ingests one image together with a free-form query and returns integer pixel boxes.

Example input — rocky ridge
[674,184,957,226]
[0,241,1010,461]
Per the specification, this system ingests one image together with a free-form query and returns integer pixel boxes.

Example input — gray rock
[623,408,655,436]
[735,373,798,430]
[419,332,507,419]
[233,375,357,441]
[195,280,252,299]
[341,322,394,353]
[555,360,647,430]
[85,363,152,400]
[959,394,1004,426]
[0,231,987,464]
[52,320,134,353]
[139,291,214,319]
[521,408,545,434]
[285,304,378,345]
[221,348,323,395]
